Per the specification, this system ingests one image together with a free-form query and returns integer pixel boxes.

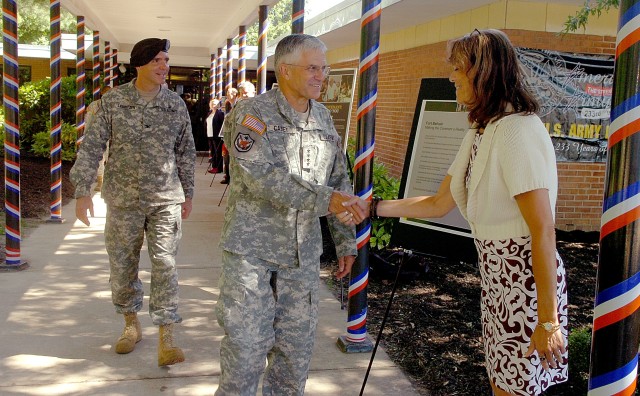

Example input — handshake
[329,191,369,225]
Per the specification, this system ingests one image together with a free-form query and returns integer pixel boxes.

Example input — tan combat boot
[158,324,185,366]
[115,312,142,354]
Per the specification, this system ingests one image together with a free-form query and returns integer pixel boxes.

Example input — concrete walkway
[0,157,422,396]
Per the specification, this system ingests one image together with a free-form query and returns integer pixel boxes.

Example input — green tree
[245,0,293,45]
[1,0,76,44]
[563,0,618,33]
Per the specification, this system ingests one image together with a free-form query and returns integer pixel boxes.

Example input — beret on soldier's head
[130,38,170,67]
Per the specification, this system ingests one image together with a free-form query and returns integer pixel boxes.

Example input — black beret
[130,38,170,67]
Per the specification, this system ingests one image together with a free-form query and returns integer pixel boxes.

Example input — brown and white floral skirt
[474,236,568,396]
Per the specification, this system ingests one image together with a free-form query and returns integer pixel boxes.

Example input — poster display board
[390,78,477,262]
[319,68,357,150]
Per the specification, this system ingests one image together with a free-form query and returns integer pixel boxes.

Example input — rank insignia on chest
[234,133,255,152]
[241,114,266,135]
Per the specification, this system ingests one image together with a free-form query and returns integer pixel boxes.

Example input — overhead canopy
[59,0,585,68]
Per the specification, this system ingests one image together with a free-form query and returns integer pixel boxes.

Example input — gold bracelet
[538,321,561,333]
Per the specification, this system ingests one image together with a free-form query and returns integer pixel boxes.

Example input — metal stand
[218,183,229,206]
[359,249,409,396]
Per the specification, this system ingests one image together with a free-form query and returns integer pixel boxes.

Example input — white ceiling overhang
[58,0,587,69]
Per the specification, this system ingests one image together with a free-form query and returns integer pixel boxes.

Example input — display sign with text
[319,68,357,151]
[390,79,476,262]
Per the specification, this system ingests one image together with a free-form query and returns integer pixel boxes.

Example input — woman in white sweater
[345,29,568,396]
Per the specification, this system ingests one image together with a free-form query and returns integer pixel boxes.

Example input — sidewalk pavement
[0,157,422,396]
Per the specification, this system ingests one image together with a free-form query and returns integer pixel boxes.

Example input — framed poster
[319,68,356,151]
[390,78,477,262]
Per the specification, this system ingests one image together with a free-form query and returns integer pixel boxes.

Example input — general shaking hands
[329,191,367,226]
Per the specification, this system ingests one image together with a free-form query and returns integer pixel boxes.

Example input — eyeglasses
[283,63,331,77]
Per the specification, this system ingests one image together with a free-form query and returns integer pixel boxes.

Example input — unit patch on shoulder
[234,133,255,152]
[241,114,267,136]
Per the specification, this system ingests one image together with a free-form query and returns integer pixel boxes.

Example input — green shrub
[568,326,592,394]
[347,138,401,251]
[30,121,77,161]
[19,74,92,152]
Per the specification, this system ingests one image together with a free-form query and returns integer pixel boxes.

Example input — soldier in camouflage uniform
[70,38,195,367]
[215,34,366,396]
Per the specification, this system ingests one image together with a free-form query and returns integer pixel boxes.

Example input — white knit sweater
[448,113,558,241]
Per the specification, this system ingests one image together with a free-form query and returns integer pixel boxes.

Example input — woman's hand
[525,325,566,370]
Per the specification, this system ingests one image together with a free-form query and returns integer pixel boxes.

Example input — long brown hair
[446,29,538,128]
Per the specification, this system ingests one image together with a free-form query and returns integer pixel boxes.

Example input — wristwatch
[538,321,561,333]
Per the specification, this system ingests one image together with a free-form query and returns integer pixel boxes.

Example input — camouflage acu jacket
[220,88,357,268]
[70,81,196,207]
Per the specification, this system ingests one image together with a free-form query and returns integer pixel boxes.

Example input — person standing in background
[220,87,238,184]
[206,98,224,173]
[71,37,196,367]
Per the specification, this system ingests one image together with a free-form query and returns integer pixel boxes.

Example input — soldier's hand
[336,255,355,279]
[329,191,366,224]
[181,198,193,219]
[75,196,94,226]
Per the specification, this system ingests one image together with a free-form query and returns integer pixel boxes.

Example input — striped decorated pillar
[226,39,233,95]
[111,48,118,86]
[216,47,223,99]
[210,53,215,99]
[104,41,111,87]
[291,0,304,34]
[1,0,28,270]
[257,5,269,94]
[92,31,100,101]
[75,16,86,147]
[588,1,640,394]
[238,25,246,83]
[337,0,381,353]
[48,0,64,223]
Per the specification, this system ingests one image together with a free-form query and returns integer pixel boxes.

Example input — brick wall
[332,30,615,232]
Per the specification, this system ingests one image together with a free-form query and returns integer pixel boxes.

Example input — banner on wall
[517,48,614,162]
[319,68,357,151]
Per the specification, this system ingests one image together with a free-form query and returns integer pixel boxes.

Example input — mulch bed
[320,218,600,395]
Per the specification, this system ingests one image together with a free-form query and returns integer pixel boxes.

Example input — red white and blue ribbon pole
[48,0,63,223]
[338,0,381,352]
[238,26,246,83]
[103,40,111,87]
[226,40,233,95]
[2,0,27,270]
[291,0,304,34]
[111,48,118,86]
[92,31,100,101]
[214,54,216,99]
[588,1,640,394]
[75,16,86,147]
[257,5,269,94]
[216,47,223,99]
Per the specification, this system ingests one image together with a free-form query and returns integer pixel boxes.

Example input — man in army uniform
[70,38,195,367]
[215,34,365,395]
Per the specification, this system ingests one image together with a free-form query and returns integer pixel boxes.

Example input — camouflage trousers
[105,203,183,326]
[215,251,320,396]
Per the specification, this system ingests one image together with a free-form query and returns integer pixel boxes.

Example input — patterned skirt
[474,236,568,396]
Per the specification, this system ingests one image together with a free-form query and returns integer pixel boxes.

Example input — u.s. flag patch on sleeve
[241,114,266,136]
